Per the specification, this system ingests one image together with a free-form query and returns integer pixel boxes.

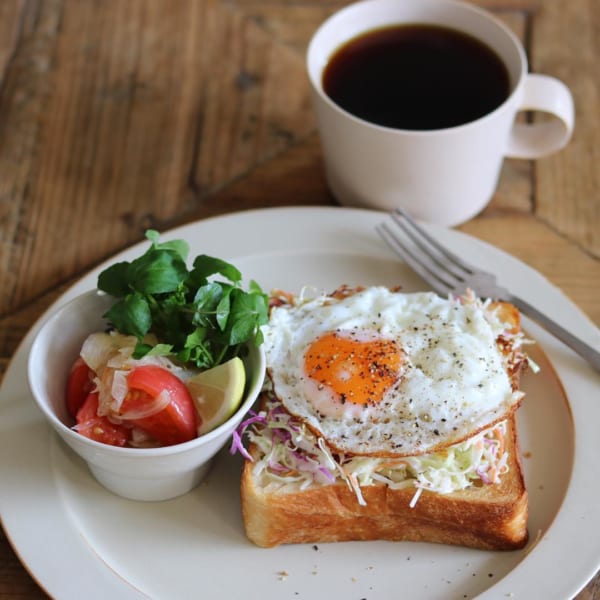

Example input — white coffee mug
[307,0,574,226]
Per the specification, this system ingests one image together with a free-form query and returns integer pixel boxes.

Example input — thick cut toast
[241,413,528,550]
[240,295,529,551]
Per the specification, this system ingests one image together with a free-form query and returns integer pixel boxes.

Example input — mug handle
[505,73,575,159]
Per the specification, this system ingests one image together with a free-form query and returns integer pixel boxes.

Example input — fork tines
[376,208,474,296]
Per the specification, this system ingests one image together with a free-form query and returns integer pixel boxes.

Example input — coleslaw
[231,391,510,507]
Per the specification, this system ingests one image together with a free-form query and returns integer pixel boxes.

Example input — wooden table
[0,0,598,597]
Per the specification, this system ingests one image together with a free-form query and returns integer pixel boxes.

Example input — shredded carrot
[493,427,505,457]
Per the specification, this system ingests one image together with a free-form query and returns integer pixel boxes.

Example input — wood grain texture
[532,0,600,259]
[0,0,314,317]
[0,0,598,597]
[0,0,25,82]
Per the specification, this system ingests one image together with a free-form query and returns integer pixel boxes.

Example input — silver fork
[377,208,600,372]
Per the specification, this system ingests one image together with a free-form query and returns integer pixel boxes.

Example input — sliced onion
[110,369,129,409]
[96,369,117,417]
[117,388,172,421]
[107,345,135,369]
[81,333,117,372]
[81,332,137,372]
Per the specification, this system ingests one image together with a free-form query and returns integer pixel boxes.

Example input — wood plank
[224,2,346,54]
[0,528,46,598]
[178,132,333,224]
[0,0,313,318]
[0,0,62,316]
[532,0,600,258]
[460,214,600,324]
[0,0,25,83]
[190,1,314,192]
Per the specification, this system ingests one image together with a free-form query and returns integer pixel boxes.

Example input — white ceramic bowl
[27,289,266,501]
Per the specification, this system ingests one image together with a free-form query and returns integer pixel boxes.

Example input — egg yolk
[303,332,403,405]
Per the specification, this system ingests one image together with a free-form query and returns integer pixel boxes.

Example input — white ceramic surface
[307,0,575,226]
[1,207,599,600]
[27,289,266,501]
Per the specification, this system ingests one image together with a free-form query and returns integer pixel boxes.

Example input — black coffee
[322,24,510,130]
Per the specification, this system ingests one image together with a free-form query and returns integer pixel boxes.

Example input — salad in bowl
[28,230,267,500]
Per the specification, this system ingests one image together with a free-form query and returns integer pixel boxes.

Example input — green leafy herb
[97,230,269,369]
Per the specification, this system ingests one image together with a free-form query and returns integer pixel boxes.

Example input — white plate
[1,207,599,600]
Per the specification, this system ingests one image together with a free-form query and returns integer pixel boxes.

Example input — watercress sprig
[97,230,269,369]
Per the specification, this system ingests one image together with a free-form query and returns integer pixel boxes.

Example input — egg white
[263,287,522,457]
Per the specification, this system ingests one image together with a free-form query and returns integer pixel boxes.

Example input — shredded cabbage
[232,394,510,507]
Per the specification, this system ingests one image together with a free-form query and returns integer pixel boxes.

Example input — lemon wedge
[187,357,246,434]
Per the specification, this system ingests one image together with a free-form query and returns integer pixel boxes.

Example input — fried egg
[263,287,522,457]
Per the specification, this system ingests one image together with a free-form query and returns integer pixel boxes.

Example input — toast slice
[239,294,530,551]
[241,413,528,550]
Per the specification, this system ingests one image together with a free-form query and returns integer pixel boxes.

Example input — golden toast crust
[241,414,528,550]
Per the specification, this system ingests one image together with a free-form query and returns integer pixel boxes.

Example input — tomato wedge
[75,392,130,447]
[119,366,199,446]
[66,357,95,418]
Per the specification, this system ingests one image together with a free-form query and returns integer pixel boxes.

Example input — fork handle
[507,294,600,372]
